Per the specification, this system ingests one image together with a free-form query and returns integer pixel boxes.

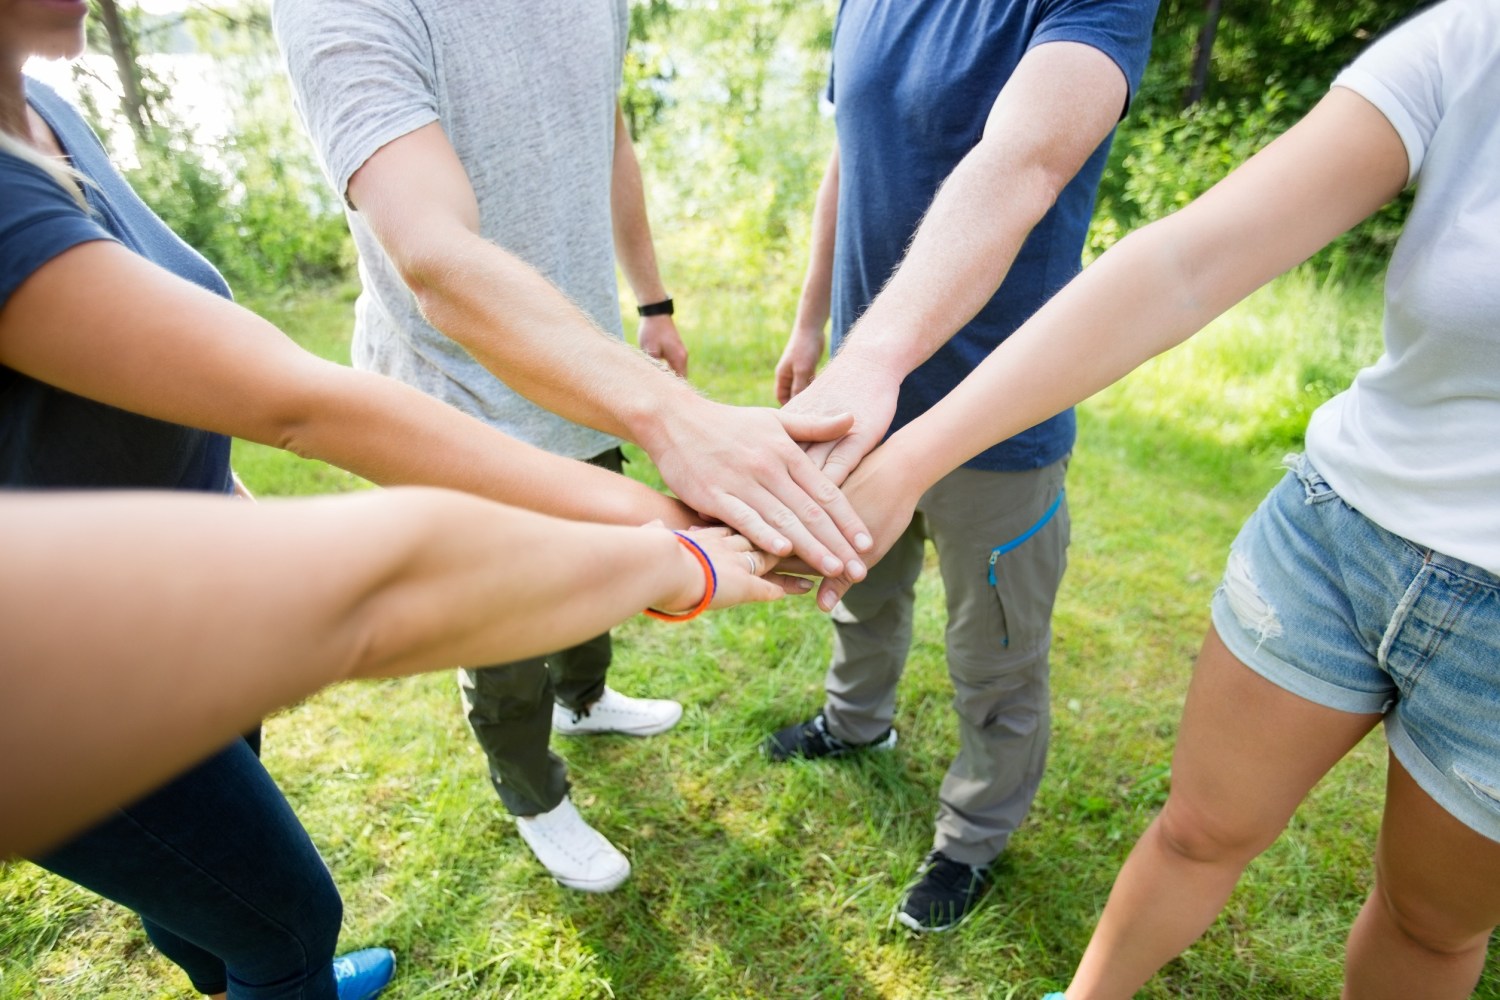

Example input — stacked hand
[774,332,918,610]
[641,397,874,582]
[651,525,813,616]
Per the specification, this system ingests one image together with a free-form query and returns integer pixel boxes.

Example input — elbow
[394,247,459,329]
[246,360,349,463]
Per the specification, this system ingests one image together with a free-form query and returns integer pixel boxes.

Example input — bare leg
[1064,627,1381,1000]
[1342,754,1500,999]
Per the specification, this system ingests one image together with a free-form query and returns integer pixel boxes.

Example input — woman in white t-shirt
[817,2,1500,995]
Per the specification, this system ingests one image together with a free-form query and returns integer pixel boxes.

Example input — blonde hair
[0,129,87,208]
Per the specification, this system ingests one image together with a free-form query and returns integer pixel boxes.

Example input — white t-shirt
[272,0,625,460]
[1306,0,1500,575]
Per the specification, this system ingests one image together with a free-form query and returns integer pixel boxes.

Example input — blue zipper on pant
[987,489,1065,587]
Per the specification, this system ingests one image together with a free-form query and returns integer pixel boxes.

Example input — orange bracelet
[644,532,717,622]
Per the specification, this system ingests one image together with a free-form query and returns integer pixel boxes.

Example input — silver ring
[744,553,758,575]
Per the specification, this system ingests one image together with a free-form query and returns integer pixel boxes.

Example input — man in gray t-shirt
[274,0,875,893]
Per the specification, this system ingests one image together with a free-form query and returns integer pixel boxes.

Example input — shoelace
[925,854,988,891]
[808,716,847,754]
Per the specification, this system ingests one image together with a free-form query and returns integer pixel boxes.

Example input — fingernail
[822,556,843,575]
[855,533,872,551]
[794,578,813,592]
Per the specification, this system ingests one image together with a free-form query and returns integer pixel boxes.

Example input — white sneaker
[514,797,630,893]
[552,686,683,737]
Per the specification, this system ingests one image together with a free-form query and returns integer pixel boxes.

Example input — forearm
[354,491,701,676]
[611,108,668,306]
[406,231,695,442]
[276,360,690,527]
[834,139,1054,376]
[830,41,1131,380]
[793,146,840,336]
[879,225,1194,489]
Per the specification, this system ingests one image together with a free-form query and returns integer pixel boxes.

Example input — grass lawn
[4,269,1497,999]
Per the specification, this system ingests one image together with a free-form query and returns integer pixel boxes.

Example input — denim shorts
[1210,454,1500,841]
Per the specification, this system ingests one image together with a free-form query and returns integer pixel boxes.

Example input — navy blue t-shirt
[0,79,233,492]
[829,0,1157,470]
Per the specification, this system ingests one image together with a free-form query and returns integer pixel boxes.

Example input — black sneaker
[763,712,897,762]
[896,850,992,932]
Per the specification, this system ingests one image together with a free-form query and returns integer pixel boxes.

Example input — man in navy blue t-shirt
[766,0,1158,931]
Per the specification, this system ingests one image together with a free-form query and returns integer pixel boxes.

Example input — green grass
[4,267,1498,999]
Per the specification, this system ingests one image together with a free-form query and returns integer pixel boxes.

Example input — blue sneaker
[1041,993,1067,999]
[333,947,395,1000]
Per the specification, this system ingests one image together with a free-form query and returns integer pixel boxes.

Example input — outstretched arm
[612,104,687,377]
[346,123,871,578]
[817,86,1411,610]
[0,238,687,529]
[0,488,793,859]
[784,41,1132,484]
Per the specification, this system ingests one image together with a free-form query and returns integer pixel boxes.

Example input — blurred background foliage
[71,0,1423,296]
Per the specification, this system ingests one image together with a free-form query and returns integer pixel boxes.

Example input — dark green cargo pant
[457,448,622,817]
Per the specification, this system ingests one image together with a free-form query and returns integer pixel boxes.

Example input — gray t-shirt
[273,0,626,459]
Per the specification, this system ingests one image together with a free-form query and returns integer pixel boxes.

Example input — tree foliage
[1094,0,1421,267]
[79,1,348,295]
[79,0,1424,294]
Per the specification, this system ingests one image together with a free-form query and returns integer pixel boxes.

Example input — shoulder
[1344,0,1498,85]
[1333,0,1498,178]
[274,0,423,42]
[1030,0,1159,86]
[0,152,114,310]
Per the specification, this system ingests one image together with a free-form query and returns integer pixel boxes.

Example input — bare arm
[817,87,1411,609]
[0,240,688,528]
[347,122,871,577]
[611,105,687,376]
[0,488,794,859]
[775,142,839,404]
[785,41,1132,483]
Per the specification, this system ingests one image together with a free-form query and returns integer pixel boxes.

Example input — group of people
[2,0,1495,997]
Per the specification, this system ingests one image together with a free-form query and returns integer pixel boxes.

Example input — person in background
[817,2,1500,996]
[765,0,1157,932]
[273,0,872,894]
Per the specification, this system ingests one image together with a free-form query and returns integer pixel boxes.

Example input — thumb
[816,434,872,487]
[775,409,855,443]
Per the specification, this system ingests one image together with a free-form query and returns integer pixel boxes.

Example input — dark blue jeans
[35,735,343,998]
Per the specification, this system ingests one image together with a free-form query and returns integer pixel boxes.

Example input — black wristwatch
[637,297,674,317]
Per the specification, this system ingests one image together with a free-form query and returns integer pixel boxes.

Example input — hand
[810,443,923,612]
[780,349,901,487]
[642,398,873,580]
[774,324,825,404]
[639,314,688,378]
[673,527,813,612]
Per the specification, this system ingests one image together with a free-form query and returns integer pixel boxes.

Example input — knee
[459,663,551,723]
[832,579,914,624]
[223,865,344,988]
[1155,794,1281,867]
[948,651,1045,733]
[1372,879,1495,958]
[296,865,345,963]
